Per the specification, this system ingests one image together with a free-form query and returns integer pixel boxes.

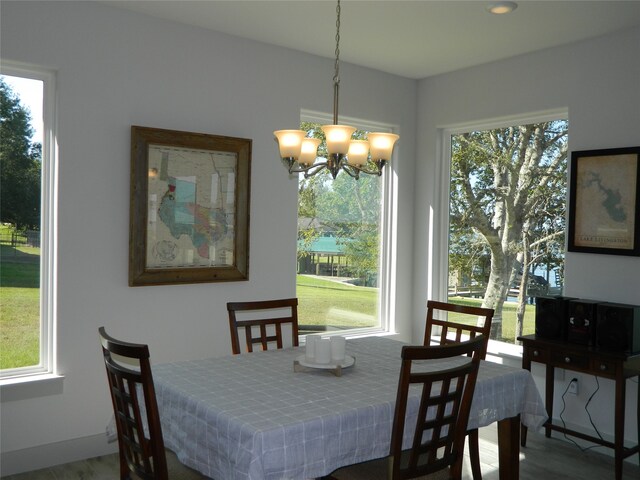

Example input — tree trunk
[515,234,531,340]
[481,248,514,340]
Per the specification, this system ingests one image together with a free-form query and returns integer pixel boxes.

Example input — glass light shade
[298,138,322,165]
[274,130,305,159]
[321,125,356,155]
[368,132,399,161]
[347,140,370,165]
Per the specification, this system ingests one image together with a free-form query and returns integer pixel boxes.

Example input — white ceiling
[105,0,640,79]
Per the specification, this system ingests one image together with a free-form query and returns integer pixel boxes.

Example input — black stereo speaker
[535,296,575,341]
[567,299,599,346]
[596,302,640,354]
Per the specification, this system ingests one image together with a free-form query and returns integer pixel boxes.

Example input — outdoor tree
[0,78,42,230]
[450,120,568,339]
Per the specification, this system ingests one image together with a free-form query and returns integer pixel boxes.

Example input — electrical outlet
[568,378,579,395]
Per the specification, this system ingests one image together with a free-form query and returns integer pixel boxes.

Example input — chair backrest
[227,298,299,354]
[389,336,485,480]
[98,327,168,480]
[424,300,494,359]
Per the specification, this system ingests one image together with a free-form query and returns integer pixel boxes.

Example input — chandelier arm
[303,164,331,178]
[346,163,385,177]
[340,164,361,179]
[287,161,329,177]
[288,159,386,179]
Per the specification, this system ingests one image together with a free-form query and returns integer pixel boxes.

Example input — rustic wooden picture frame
[129,126,251,286]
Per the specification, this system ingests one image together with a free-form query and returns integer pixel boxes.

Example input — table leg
[521,353,532,447]
[614,373,626,480]
[498,415,520,480]
[545,365,554,438]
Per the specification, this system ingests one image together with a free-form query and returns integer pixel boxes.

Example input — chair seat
[329,457,453,480]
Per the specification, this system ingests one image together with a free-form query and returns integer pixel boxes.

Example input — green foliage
[450,121,568,271]
[0,77,42,230]
[340,225,379,284]
[449,120,568,339]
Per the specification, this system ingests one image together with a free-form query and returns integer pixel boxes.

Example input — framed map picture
[129,126,251,286]
[568,146,640,256]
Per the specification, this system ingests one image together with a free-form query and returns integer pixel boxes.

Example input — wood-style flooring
[4,427,639,479]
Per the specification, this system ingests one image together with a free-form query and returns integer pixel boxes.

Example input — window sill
[0,373,64,402]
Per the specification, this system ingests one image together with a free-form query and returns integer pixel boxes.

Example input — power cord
[558,377,604,453]
[584,376,605,443]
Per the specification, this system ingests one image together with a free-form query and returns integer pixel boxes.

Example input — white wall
[0,1,417,474]
[416,26,640,453]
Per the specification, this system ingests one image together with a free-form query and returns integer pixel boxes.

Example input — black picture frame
[567,146,640,256]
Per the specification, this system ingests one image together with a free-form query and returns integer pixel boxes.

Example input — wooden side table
[518,334,640,480]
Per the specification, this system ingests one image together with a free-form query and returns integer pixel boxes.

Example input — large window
[0,62,56,378]
[444,113,568,347]
[296,111,396,336]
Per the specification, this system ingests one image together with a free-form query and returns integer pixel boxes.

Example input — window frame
[0,61,58,380]
[298,109,398,336]
[436,109,568,356]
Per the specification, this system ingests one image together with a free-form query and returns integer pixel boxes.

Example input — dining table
[151,336,547,480]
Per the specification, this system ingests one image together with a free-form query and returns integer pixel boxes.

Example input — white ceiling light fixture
[486,1,518,15]
[273,0,399,180]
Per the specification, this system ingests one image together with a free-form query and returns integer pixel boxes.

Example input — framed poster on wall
[129,126,251,286]
[568,146,640,256]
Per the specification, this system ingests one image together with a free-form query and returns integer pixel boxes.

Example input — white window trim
[0,60,58,384]
[299,109,399,336]
[436,108,568,355]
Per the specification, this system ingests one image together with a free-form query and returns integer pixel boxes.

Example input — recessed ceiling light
[486,1,518,15]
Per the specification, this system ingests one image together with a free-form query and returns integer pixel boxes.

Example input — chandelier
[273,0,399,180]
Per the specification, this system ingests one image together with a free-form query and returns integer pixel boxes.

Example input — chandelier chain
[334,0,341,86]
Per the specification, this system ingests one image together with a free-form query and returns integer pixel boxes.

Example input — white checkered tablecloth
[152,336,547,480]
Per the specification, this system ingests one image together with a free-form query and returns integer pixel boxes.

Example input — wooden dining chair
[99,328,211,480]
[227,297,299,354]
[424,300,494,480]
[389,336,485,480]
[326,337,485,480]
[99,327,169,480]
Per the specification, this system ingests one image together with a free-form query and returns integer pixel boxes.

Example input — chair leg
[468,429,482,480]
[118,450,130,480]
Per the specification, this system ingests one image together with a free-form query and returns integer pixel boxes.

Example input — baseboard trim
[1,433,118,476]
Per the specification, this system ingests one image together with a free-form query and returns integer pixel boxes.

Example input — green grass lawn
[297,275,378,330]
[296,274,536,342]
[446,296,537,342]
[0,242,41,370]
